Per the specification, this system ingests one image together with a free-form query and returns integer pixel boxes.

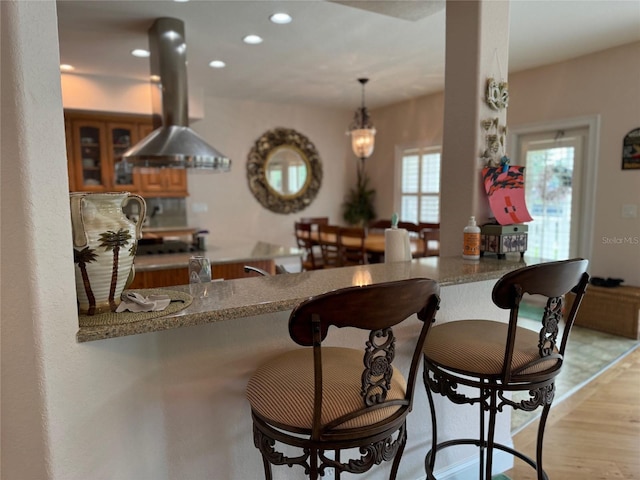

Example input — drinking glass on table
[189,255,211,284]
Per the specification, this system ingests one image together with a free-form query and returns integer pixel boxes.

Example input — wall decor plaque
[622,128,640,170]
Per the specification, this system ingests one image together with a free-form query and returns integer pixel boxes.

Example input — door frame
[508,115,600,260]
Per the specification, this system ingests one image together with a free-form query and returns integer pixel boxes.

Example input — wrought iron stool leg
[536,401,552,480]
[260,452,273,480]
[423,365,439,479]
[485,389,498,480]
[479,389,486,480]
[309,447,319,480]
[389,421,408,480]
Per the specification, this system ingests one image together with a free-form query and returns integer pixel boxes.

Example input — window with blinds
[399,147,441,223]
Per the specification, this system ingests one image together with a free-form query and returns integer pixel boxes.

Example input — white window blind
[399,147,441,223]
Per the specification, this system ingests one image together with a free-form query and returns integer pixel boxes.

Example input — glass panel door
[519,128,587,260]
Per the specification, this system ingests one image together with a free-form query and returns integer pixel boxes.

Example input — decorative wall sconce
[348,78,376,161]
[481,117,509,168]
[485,77,509,110]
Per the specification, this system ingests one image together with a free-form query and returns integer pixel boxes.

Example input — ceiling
[56,0,640,110]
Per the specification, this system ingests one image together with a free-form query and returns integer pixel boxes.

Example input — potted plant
[342,163,376,227]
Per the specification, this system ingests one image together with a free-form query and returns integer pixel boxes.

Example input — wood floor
[505,345,640,479]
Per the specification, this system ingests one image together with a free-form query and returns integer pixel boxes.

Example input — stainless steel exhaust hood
[123,17,231,171]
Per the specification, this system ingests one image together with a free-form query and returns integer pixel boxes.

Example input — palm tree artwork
[74,246,98,315]
[99,228,132,311]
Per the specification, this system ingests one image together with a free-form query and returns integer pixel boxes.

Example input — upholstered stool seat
[425,320,560,378]
[422,259,589,480]
[246,278,440,480]
[247,347,406,431]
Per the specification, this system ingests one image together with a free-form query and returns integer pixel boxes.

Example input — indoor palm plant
[342,162,376,227]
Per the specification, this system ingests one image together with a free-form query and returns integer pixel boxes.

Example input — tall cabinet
[65,111,188,197]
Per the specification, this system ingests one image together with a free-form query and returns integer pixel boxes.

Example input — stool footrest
[425,438,549,480]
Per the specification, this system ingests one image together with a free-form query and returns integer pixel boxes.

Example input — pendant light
[348,78,376,161]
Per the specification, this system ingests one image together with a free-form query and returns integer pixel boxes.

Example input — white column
[1,1,76,478]
[439,0,510,256]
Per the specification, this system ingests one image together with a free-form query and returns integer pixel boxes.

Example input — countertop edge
[77,255,531,343]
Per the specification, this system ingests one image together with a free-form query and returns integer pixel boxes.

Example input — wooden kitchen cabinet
[65,111,188,197]
[64,120,76,191]
[138,167,188,196]
[128,260,276,289]
[128,267,189,289]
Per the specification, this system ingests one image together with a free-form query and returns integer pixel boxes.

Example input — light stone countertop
[133,241,303,271]
[77,255,533,342]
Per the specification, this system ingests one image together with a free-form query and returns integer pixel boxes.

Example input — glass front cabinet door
[71,120,110,191]
[65,111,188,197]
[109,122,141,191]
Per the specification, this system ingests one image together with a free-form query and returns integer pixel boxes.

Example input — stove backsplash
[123,197,187,229]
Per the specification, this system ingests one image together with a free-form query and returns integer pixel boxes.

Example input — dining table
[309,230,425,260]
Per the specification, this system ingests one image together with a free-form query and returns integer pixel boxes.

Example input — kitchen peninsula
[76,255,531,479]
[78,255,528,342]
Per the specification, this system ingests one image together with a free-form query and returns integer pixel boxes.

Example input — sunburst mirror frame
[247,127,323,214]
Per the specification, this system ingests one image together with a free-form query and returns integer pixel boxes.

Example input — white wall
[1,1,76,478]
[186,97,352,249]
[61,73,205,119]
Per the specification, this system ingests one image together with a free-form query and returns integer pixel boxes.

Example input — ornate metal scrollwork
[424,367,486,407]
[318,423,407,475]
[498,383,555,411]
[253,425,311,473]
[361,328,395,406]
[539,296,562,356]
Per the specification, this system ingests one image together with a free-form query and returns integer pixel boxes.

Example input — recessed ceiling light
[60,64,75,72]
[269,13,292,24]
[150,75,161,83]
[173,0,189,2]
[208,60,226,69]
[131,49,150,58]
[243,34,263,45]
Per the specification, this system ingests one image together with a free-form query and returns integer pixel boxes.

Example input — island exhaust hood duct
[123,17,231,171]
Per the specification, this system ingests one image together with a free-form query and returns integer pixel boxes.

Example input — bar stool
[246,278,440,479]
[422,258,589,479]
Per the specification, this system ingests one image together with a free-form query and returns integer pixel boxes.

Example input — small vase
[70,192,146,315]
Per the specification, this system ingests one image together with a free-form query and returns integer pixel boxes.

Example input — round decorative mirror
[247,127,323,214]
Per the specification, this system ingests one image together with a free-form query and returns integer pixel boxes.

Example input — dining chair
[368,219,393,234]
[300,217,329,233]
[422,258,589,480]
[339,226,368,266]
[246,278,441,480]
[396,222,423,259]
[295,221,324,270]
[318,224,342,268]
[418,222,440,257]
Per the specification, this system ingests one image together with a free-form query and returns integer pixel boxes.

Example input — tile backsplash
[124,197,187,228]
